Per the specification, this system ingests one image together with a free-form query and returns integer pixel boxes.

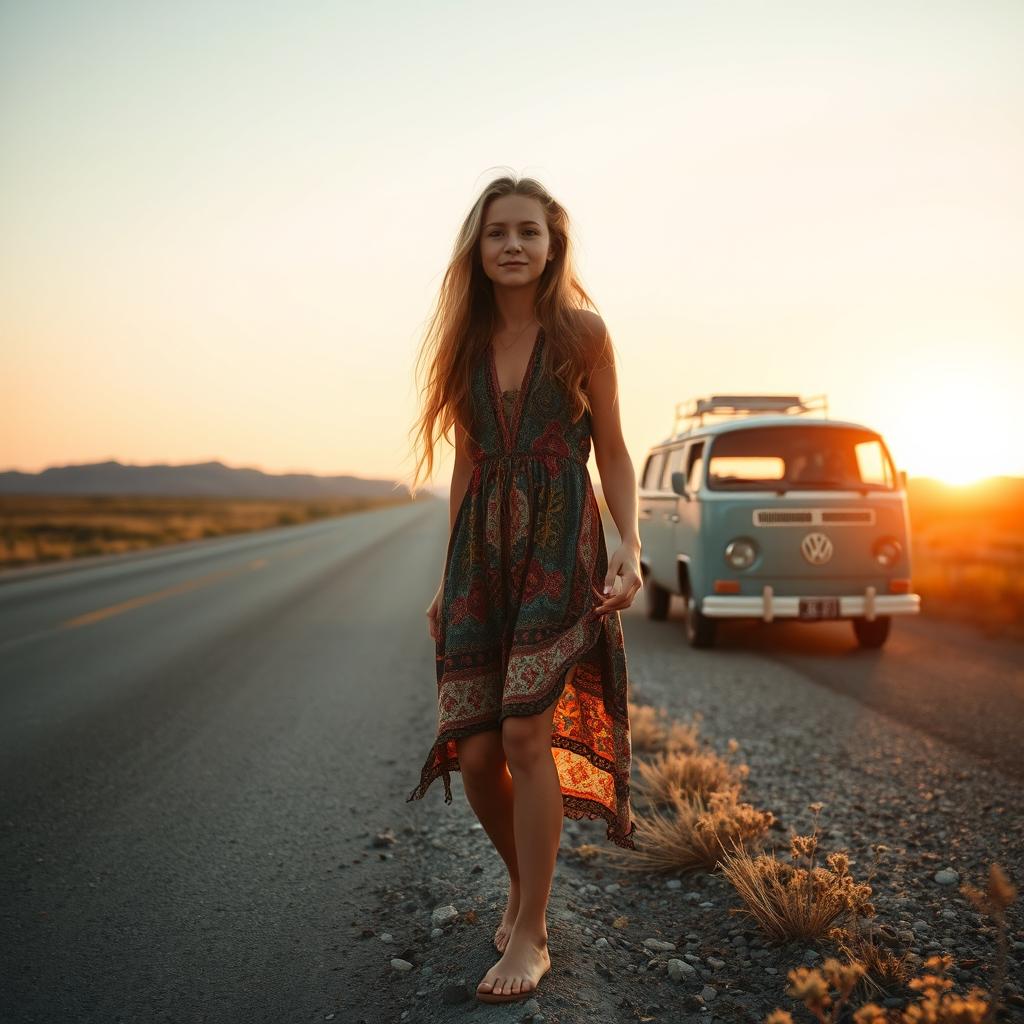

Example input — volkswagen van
[637,394,920,648]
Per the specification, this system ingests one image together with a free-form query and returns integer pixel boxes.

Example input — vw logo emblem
[801,532,833,564]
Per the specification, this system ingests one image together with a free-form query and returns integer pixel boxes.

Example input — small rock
[643,938,677,952]
[379,933,394,943]
[666,879,682,890]
[391,958,413,972]
[707,957,726,970]
[667,959,696,981]
[431,904,459,928]
[700,984,718,1002]
[934,868,960,886]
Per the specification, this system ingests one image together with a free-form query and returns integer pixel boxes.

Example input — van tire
[852,615,891,648]
[645,579,671,621]
[681,583,717,648]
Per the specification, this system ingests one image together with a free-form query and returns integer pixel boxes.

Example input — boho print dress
[406,327,638,850]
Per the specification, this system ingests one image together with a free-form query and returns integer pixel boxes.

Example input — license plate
[798,597,840,620]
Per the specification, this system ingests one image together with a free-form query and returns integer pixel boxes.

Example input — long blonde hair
[407,174,600,497]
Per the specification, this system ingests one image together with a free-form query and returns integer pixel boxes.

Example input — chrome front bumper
[701,586,921,621]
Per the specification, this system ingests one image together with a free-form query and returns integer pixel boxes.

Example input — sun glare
[880,364,1016,486]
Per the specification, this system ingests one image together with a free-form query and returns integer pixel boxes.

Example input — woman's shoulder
[570,309,612,375]
[571,307,606,339]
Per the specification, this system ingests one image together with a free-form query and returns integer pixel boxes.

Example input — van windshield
[706,425,897,492]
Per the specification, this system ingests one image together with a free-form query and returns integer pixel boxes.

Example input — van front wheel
[644,578,670,621]
[681,584,717,648]
[852,615,891,648]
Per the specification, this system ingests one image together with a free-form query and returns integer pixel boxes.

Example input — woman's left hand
[592,543,643,618]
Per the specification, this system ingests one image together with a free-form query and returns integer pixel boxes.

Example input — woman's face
[479,194,552,288]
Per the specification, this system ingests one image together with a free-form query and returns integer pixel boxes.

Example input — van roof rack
[672,393,829,435]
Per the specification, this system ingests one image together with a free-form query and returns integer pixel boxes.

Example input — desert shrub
[627,700,702,756]
[764,953,994,1024]
[603,787,774,875]
[633,742,749,808]
[763,863,1016,1024]
[719,805,874,943]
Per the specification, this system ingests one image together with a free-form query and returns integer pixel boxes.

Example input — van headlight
[724,538,757,569]
[873,537,902,567]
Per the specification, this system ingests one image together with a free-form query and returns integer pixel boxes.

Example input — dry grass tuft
[627,701,671,753]
[665,717,703,754]
[823,844,913,1000]
[959,862,1017,1022]
[827,923,914,998]
[719,806,874,943]
[627,700,703,755]
[763,861,1016,1024]
[633,746,749,808]
[603,788,774,875]
[763,953,996,1024]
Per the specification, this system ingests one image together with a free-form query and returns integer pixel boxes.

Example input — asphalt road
[0,501,1020,1022]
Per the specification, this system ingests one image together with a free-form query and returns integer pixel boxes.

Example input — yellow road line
[60,558,268,629]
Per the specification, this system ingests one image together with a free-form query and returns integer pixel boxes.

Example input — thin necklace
[493,317,540,351]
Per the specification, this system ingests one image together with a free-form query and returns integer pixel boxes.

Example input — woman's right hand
[426,580,444,642]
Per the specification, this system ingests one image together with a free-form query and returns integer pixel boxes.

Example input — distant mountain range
[0,460,412,500]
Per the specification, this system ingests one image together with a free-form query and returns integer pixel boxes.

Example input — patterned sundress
[406,326,638,850]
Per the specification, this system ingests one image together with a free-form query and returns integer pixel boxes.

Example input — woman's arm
[581,312,643,617]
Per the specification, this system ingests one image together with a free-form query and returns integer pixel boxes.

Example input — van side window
[644,451,666,490]
[686,443,705,492]
[664,444,688,490]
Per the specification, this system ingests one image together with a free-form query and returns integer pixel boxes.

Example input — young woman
[406,175,641,1004]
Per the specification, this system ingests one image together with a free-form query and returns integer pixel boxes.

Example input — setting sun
[876,362,1018,486]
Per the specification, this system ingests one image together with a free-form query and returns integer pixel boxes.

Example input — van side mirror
[899,469,908,489]
[670,471,690,498]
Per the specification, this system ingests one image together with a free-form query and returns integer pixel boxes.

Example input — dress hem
[406,632,639,851]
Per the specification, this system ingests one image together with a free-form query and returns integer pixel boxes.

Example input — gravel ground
[362,615,1024,1024]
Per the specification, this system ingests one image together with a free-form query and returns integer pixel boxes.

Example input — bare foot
[494,881,520,952]
[477,926,551,1000]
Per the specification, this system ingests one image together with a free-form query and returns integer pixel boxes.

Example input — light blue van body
[637,395,921,648]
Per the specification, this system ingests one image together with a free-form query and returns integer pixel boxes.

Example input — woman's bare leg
[477,664,577,998]
[455,729,520,950]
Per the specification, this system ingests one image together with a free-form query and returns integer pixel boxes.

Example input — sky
[2,0,1022,490]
